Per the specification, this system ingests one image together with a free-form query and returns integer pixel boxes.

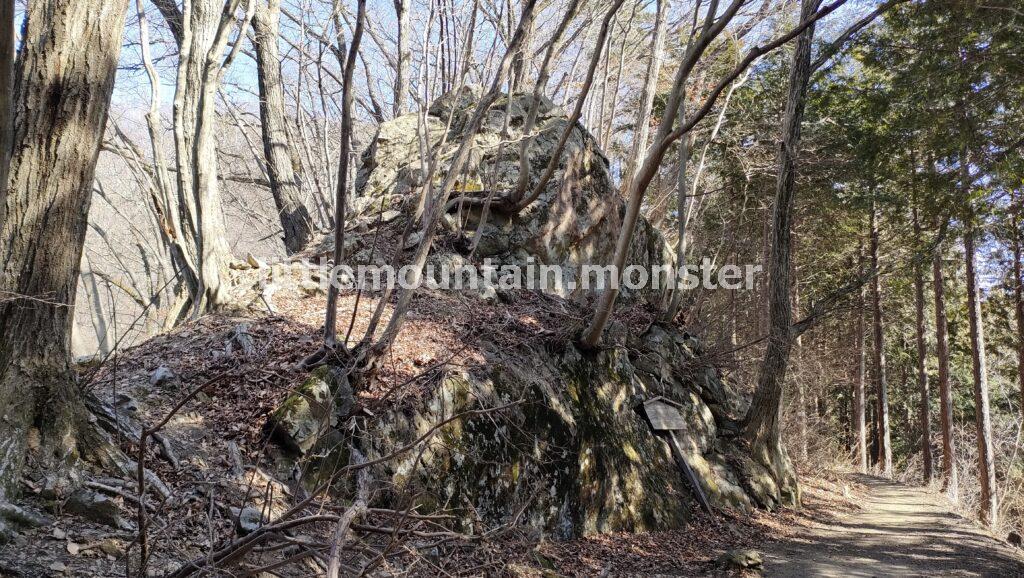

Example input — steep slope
[262,90,799,536]
[0,91,798,576]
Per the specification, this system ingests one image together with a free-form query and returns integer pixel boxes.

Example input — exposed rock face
[265,366,352,455]
[358,327,767,538]
[269,323,798,537]
[353,86,672,302]
[266,90,799,538]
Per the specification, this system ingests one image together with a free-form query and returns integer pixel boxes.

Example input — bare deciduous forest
[0,0,1023,575]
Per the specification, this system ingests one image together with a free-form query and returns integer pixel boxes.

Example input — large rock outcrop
[270,90,799,538]
[350,86,671,302]
[359,327,768,537]
[269,322,799,537]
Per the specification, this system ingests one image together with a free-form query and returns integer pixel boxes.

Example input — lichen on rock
[265,365,352,455]
[266,89,799,538]
[351,87,672,304]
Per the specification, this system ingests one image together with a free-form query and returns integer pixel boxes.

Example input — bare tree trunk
[964,210,998,526]
[854,242,868,473]
[508,0,534,92]
[869,194,893,476]
[932,245,957,496]
[393,0,411,116]
[624,0,666,185]
[663,89,690,320]
[0,0,129,497]
[741,0,820,465]
[601,3,636,151]
[912,205,933,484]
[83,269,113,357]
[323,0,366,349]
[253,0,314,254]
[167,0,254,313]
[596,24,611,150]
[135,0,201,326]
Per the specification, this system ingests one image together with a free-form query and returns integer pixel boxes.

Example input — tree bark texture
[0,0,129,496]
[0,0,12,194]
[932,247,957,496]
[913,206,933,484]
[854,243,868,473]
[964,217,998,526]
[869,197,892,476]
[1013,200,1024,420]
[393,0,411,116]
[741,0,819,457]
[253,0,313,254]
[170,0,251,313]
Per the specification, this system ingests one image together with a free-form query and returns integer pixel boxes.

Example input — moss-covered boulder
[345,324,787,538]
[351,88,672,304]
[268,87,799,537]
[265,366,352,455]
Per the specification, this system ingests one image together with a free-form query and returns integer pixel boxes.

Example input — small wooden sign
[643,398,687,432]
[640,397,714,517]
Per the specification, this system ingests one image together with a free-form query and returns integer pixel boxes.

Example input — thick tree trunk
[854,242,868,473]
[932,247,957,496]
[169,0,251,313]
[0,0,12,192]
[869,196,892,476]
[0,0,129,497]
[741,0,819,477]
[964,216,998,526]
[253,0,313,254]
[912,206,933,484]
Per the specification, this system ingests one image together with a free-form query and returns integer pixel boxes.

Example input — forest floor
[761,473,1024,577]
[1,275,1021,575]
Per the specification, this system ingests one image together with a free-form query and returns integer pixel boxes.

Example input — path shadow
[762,474,1024,578]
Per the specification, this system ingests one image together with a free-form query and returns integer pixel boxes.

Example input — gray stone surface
[264,90,799,538]
[352,88,672,304]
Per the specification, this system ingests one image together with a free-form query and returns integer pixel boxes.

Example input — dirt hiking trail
[762,474,1024,577]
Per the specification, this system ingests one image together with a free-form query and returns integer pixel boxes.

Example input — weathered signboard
[642,397,688,431]
[641,397,714,516]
